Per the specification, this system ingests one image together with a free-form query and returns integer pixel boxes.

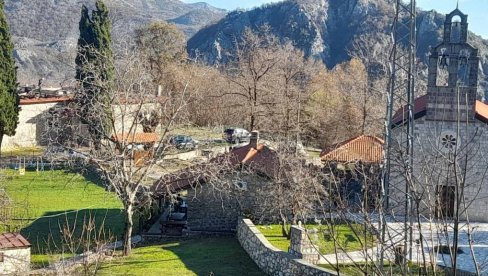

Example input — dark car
[223,128,251,144]
[169,135,199,150]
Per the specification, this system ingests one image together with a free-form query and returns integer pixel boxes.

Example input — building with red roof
[389,8,488,222]
[320,135,384,164]
[151,132,324,233]
[319,135,383,211]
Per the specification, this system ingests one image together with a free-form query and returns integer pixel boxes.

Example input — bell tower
[426,8,480,122]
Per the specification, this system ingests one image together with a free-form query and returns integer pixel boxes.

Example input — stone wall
[186,184,240,232]
[0,247,30,275]
[237,218,337,276]
[186,174,279,232]
[289,225,321,265]
[390,117,488,222]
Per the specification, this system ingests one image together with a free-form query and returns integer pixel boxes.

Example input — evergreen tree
[0,0,19,154]
[75,0,113,140]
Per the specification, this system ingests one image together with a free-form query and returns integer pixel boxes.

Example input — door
[436,185,455,219]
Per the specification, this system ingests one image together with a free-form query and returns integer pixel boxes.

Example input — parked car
[169,135,199,150]
[223,128,251,144]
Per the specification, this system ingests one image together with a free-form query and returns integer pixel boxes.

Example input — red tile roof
[0,233,30,249]
[392,95,488,126]
[320,135,384,163]
[151,143,280,195]
[475,101,488,123]
[226,143,279,178]
[392,95,428,126]
[113,133,160,144]
[20,96,72,105]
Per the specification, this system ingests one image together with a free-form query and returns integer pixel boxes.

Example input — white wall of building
[2,102,59,150]
[0,247,30,275]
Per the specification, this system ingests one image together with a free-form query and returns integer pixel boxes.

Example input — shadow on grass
[163,237,265,276]
[20,209,124,256]
[102,258,181,268]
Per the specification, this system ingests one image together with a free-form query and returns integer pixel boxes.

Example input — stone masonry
[237,218,338,276]
[390,8,488,222]
[289,225,321,265]
[187,173,279,232]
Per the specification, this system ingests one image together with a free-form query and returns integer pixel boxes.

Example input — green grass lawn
[257,224,375,254]
[98,237,265,276]
[0,169,124,267]
[320,263,442,275]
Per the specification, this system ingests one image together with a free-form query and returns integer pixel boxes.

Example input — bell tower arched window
[450,15,462,43]
[436,48,449,87]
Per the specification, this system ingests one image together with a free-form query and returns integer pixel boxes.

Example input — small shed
[0,233,31,275]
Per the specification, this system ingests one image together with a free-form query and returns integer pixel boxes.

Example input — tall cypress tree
[75,0,113,140]
[0,0,19,154]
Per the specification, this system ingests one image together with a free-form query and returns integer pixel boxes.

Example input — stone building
[0,233,31,275]
[320,135,383,211]
[390,8,488,221]
[152,133,324,232]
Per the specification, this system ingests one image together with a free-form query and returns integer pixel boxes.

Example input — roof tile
[0,233,30,249]
[114,133,160,144]
[320,135,384,163]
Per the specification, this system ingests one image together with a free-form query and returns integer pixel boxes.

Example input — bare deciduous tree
[49,44,203,256]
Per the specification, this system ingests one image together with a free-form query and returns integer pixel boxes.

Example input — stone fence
[237,218,338,276]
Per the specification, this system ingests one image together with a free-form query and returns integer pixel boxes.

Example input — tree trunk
[123,203,134,256]
[0,125,4,160]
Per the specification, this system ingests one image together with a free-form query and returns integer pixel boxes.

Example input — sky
[183,0,487,39]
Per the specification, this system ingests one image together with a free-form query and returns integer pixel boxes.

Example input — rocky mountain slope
[5,0,226,85]
[188,0,488,94]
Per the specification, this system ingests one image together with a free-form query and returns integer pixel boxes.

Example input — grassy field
[168,126,223,141]
[257,224,375,254]
[1,146,44,157]
[98,237,264,276]
[0,169,124,267]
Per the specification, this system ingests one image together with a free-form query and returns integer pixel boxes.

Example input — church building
[390,8,488,222]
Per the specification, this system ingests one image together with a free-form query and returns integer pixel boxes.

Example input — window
[441,134,457,149]
[457,49,471,85]
[451,23,461,43]
[436,49,449,87]
[439,131,460,152]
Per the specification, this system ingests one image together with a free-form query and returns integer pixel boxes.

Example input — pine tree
[0,0,19,154]
[75,0,113,140]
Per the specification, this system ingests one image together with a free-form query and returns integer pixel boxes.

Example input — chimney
[250,131,259,149]
[156,85,162,97]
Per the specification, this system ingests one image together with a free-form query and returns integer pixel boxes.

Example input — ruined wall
[237,218,337,276]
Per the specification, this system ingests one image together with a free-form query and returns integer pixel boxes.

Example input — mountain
[5,0,226,85]
[187,0,488,94]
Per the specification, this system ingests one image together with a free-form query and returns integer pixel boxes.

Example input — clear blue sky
[183,0,487,38]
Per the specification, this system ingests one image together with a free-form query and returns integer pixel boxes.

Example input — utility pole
[380,0,416,273]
